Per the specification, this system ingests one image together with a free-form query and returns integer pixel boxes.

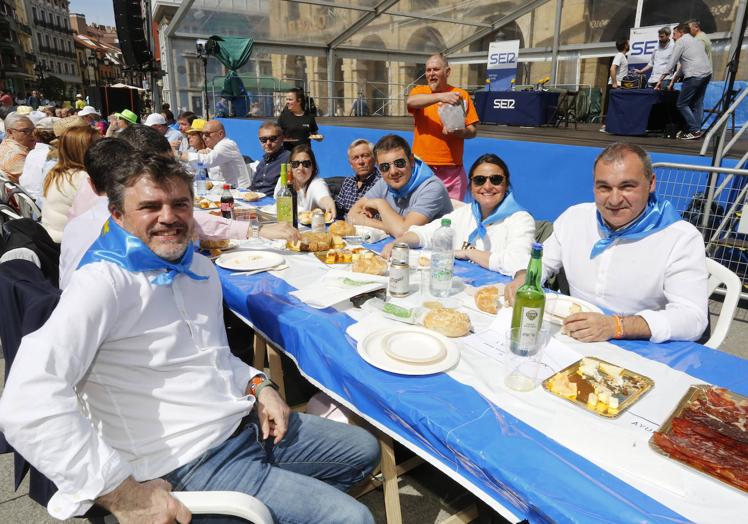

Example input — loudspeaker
[113,0,153,68]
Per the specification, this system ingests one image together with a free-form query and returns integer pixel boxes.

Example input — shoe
[676,130,683,138]
[599,126,607,133]
[680,131,703,140]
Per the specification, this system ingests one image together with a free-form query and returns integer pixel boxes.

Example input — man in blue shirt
[335,138,380,218]
[250,120,290,196]
[348,134,452,237]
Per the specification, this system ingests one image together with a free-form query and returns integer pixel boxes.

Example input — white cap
[78,106,100,117]
[76,93,83,98]
[28,110,47,125]
[144,113,167,126]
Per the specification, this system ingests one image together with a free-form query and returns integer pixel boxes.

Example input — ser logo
[631,40,657,56]
[493,99,515,109]
[488,52,517,65]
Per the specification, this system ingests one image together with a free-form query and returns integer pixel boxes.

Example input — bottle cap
[441,218,451,227]
[223,184,230,190]
[532,242,543,252]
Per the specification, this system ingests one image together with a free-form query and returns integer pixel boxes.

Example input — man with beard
[0,153,379,523]
[504,142,708,343]
[406,54,479,200]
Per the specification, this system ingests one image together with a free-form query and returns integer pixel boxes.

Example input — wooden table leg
[266,343,286,402]
[252,332,267,371]
[379,433,403,524]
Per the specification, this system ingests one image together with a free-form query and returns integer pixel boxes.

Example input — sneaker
[675,130,683,138]
[599,126,607,133]
[680,131,703,140]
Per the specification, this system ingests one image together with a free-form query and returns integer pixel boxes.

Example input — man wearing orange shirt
[407,54,479,201]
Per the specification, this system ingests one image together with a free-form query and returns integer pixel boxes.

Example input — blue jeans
[677,75,711,132]
[164,412,379,524]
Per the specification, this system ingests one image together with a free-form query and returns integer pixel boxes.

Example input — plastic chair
[704,258,742,349]
[13,189,42,221]
[173,491,273,523]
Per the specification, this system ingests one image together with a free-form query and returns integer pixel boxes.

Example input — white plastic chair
[704,258,742,349]
[98,492,272,524]
[13,189,42,221]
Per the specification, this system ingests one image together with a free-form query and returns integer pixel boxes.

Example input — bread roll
[329,220,356,237]
[423,308,471,338]
[475,286,500,314]
[199,238,230,250]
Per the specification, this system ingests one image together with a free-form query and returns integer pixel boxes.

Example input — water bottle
[194,162,207,198]
[429,218,454,297]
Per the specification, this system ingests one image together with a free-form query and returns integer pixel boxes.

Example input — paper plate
[544,294,603,325]
[358,326,459,375]
[216,251,285,271]
[382,329,448,364]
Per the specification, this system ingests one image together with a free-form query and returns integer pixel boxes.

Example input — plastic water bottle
[194,162,207,198]
[429,218,454,297]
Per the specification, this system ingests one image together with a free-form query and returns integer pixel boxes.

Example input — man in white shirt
[635,27,675,87]
[181,119,251,188]
[505,142,708,343]
[1,153,378,523]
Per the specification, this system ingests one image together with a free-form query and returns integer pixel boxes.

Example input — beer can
[388,261,410,297]
[311,209,325,232]
[391,242,410,265]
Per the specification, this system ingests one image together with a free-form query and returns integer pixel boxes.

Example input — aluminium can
[389,261,410,297]
[391,242,410,265]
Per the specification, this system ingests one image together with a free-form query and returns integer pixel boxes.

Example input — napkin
[290,270,387,309]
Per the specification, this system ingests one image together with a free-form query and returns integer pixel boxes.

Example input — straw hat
[186,118,207,134]
[78,106,100,117]
[15,105,33,115]
[114,109,138,125]
[53,116,88,138]
[35,116,60,131]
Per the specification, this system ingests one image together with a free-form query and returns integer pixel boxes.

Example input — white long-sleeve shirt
[19,142,54,204]
[542,203,708,343]
[408,205,535,276]
[0,256,259,519]
[188,137,251,188]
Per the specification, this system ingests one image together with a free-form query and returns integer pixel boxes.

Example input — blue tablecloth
[606,89,681,136]
[475,91,560,126]
[219,248,748,523]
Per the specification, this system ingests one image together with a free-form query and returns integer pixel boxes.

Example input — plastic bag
[437,100,466,131]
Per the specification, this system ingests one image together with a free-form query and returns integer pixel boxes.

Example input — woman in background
[278,87,323,152]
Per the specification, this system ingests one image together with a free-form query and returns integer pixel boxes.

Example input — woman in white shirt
[41,125,100,242]
[384,153,535,276]
[274,143,336,218]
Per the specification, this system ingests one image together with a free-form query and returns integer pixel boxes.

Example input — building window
[32,7,36,21]
[37,33,42,46]
[53,37,57,49]
[45,34,49,46]
[64,62,68,74]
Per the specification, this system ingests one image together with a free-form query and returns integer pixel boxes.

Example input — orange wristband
[613,315,624,339]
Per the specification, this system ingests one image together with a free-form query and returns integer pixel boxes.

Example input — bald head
[202,120,225,148]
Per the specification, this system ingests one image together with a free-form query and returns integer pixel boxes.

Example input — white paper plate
[358,326,459,375]
[544,294,603,325]
[216,251,285,271]
[382,329,448,364]
[259,204,277,216]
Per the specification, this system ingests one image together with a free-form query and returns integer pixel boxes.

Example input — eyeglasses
[290,160,313,169]
[471,174,505,186]
[259,135,279,144]
[11,128,34,135]
[377,158,407,173]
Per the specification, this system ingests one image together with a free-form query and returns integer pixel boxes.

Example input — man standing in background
[407,54,479,201]
[635,27,675,88]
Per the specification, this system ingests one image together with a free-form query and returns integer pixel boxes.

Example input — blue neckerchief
[387,157,433,199]
[78,218,208,286]
[467,191,525,245]
[590,194,681,258]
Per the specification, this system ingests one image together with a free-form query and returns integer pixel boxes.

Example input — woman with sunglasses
[278,88,323,152]
[273,144,336,219]
[383,153,535,275]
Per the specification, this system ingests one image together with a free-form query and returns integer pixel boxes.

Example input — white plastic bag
[437,99,466,131]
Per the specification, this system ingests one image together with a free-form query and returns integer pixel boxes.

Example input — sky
[68,0,116,27]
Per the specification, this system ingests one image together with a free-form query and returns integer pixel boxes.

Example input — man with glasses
[250,120,289,196]
[505,142,708,344]
[0,113,36,182]
[181,119,250,188]
[335,139,380,218]
[347,134,452,238]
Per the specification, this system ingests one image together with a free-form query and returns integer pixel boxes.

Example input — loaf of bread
[288,231,332,252]
[329,220,356,237]
[199,238,230,250]
[423,308,471,338]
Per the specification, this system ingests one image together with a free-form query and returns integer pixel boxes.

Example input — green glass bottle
[510,242,546,352]
[276,163,293,225]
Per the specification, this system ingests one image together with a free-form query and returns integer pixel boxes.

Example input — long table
[474,91,560,126]
[218,242,748,523]
[606,89,682,136]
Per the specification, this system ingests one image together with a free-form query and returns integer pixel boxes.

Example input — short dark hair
[108,154,193,214]
[119,124,171,155]
[373,134,412,162]
[675,22,690,33]
[615,38,629,52]
[259,119,282,135]
[594,142,653,181]
[289,143,319,191]
[658,26,671,36]
[84,138,135,194]
[468,153,511,187]
[177,111,197,124]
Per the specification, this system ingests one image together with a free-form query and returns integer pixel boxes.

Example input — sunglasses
[259,135,279,144]
[471,174,505,186]
[290,160,313,169]
[377,158,407,173]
